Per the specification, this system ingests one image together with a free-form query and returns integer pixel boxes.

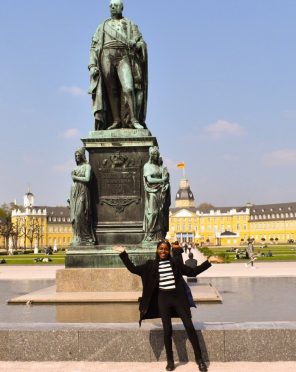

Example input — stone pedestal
[56,267,142,292]
[83,129,157,246]
[66,128,158,268]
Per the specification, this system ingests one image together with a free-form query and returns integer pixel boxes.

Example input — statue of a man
[69,148,96,246]
[88,0,148,131]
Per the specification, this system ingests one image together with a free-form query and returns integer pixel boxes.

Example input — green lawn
[1,245,296,265]
[0,252,65,265]
[199,244,296,263]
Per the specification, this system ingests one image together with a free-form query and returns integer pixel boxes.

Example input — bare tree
[34,219,44,248]
[0,219,14,252]
[25,218,41,249]
[0,203,24,251]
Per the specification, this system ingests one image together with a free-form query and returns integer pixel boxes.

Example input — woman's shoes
[197,360,208,372]
[166,361,175,371]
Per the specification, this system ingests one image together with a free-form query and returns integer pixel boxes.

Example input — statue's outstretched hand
[113,246,125,254]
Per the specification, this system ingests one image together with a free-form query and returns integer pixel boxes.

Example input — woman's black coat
[119,250,212,325]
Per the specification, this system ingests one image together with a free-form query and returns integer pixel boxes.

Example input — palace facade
[11,191,73,249]
[7,183,296,249]
[168,178,296,246]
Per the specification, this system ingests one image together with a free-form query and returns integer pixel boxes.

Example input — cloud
[60,128,80,139]
[204,120,245,139]
[263,149,296,167]
[59,86,86,97]
[53,160,73,173]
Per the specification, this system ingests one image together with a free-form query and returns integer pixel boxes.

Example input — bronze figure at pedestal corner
[88,0,148,131]
[143,147,171,242]
[68,148,96,247]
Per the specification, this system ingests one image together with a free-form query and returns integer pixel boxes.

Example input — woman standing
[113,241,212,371]
[69,148,95,246]
[143,147,170,242]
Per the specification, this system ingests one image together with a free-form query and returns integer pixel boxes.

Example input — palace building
[11,191,73,249]
[168,178,296,246]
[8,184,296,249]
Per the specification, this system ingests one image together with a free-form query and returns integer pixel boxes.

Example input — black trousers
[158,289,202,362]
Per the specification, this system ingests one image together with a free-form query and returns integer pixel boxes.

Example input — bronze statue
[143,147,171,242]
[69,148,95,246]
[88,0,148,131]
[159,156,171,238]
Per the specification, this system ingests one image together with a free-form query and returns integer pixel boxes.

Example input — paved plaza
[0,361,296,372]
[0,251,295,371]
[1,259,296,281]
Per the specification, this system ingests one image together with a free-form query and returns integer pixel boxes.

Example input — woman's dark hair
[155,240,171,259]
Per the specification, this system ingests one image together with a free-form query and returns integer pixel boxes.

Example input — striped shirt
[159,260,176,290]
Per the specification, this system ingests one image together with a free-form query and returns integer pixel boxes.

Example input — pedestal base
[56,268,142,292]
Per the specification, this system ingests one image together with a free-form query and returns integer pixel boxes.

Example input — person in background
[185,252,198,283]
[245,241,257,268]
[185,252,198,269]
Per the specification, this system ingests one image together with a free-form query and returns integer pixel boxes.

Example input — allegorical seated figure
[143,147,171,242]
[69,148,96,246]
[88,0,148,131]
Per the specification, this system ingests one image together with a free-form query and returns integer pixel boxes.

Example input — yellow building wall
[11,214,73,249]
[249,220,296,244]
[169,209,296,246]
[169,211,250,246]
[47,224,73,247]
[0,235,5,249]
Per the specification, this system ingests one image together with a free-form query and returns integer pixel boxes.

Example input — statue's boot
[95,119,105,131]
[108,121,121,130]
[94,111,105,130]
[131,121,144,129]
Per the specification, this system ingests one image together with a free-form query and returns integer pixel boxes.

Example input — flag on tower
[177,162,185,169]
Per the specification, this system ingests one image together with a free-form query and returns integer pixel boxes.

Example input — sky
[0,0,296,208]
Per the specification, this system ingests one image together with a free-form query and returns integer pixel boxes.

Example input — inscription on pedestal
[100,169,140,197]
[98,152,142,215]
